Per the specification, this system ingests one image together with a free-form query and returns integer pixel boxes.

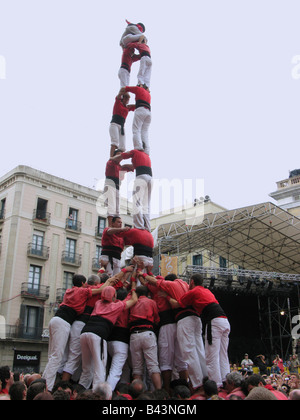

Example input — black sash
[136,166,152,177]
[201,302,227,345]
[134,244,153,257]
[55,305,77,325]
[136,99,151,111]
[111,114,126,135]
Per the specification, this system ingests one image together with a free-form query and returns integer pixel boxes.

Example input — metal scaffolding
[153,202,300,358]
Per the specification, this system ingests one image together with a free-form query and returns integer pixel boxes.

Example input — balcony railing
[33,209,51,225]
[27,243,50,260]
[92,257,100,272]
[277,176,300,190]
[56,287,66,303]
[65,218,82,233]
[61,251,81,267]
[1,324,44,341]
[21,282,50,300]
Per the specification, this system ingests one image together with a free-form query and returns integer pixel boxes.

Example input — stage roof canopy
[154,202,300,275]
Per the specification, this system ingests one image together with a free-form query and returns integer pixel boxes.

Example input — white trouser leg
[205,317,231,387]
[42,317,71,391]
[107,341,129,390]
[63,320,85,375]
[132,174,152,230]
[177,316,206,388]
[118,68,130,88]
[132,107,151,152]
[80,332,107,390]
[137,56,152,88]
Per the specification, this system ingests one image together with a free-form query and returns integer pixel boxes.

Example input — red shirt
[156,278,189,301]
[147,283,172,313]
[105,159,132,179]
[114,294,133,328]
[101,227,125,250]
[127,42,151,57]
[121,149,151,170]
[120,45,140,71]
[60,287,92,315]
[91,299,126,324]
[129,296,160,329]
[121,228,154,248]
[112,96,135,119]
[124,86,151,104]
[178,286,219,315]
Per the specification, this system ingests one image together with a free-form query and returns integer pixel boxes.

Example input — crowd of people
[1,365,299,401]
[1,264,299,401]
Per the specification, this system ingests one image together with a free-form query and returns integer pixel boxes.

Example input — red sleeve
[121,150,135,160]
[178,291,192,308]
[125,86,138,95]
[152,300,160,325]
[127,105,135,112]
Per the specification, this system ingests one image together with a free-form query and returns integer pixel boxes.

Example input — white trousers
[99,255,121,277]
[118,68,130,88]
[42,317,71,391]
[130,330,160,376]
[132,174,152,231]
[158,323,188,372]
[109,122,126,152]
[205,317,231,387]
[107,340,129,391]
[103,179,120,218]
[63,320,85,376]
[79,332,108,390]
[177,316,208,389]
[132,107,151,155]
[137,56,152,88]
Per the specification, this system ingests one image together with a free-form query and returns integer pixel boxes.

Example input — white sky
[1,0,300,215]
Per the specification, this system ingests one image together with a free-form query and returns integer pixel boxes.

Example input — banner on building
[160,255,178,277]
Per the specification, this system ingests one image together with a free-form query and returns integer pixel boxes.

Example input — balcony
[2,324,44,341]
[55,287,66,303]
[21,282,50,301]
[61,251,81,267]
[27,243,49,260]
[33,209,51,225]
[65,218,82,233]
[92,257,100,272]
[277,175,300,190]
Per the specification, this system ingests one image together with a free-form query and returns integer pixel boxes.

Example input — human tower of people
[42,21,231,398]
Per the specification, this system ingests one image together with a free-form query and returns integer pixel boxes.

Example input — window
[0,198,6,220]
[65,238,76,262]
[31,230,44,256]
[24,306,39,337]
[67,208,79,230]
[219,256,227,269]
[19,305,44,339]
[96,245,102,260]
[66,238,76,254]
[35,198,48,220]
[193,254,203,266]
[63,271,75,290]
[28,265,41,293]
[97,216,106,236]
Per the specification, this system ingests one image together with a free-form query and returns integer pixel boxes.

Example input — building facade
[0,165,132,372]
[269,169,300,217]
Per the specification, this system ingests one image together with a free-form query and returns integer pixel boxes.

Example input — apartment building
[0,165,132,372]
